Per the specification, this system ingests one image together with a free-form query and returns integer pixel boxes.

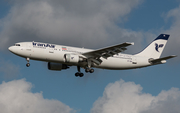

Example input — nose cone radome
[8,46,13,52]
[8,46,17,54]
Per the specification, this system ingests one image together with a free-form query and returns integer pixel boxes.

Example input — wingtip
[126,42,134,45]
[171,55,177,58]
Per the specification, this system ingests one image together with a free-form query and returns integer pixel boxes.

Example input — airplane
[8,34,176,77]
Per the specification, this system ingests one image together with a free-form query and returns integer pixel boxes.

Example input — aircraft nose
[8,46,16,53]
[8,46,13,52]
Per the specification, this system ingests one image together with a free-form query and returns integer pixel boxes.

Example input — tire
[85,69,89,73]
[90,69,94,73]
[26,63,30,67]
[85,68,90,73]
[79,73,84,77]
[75,73,79,77]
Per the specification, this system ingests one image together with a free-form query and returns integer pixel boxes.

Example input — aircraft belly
[95,57,150,70]
[95,57,132,69]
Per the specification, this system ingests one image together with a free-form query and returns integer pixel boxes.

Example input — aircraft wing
[149,55,177,64]
[82,42,134,59]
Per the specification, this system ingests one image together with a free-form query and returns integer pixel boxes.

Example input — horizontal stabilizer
[149,55,177,64]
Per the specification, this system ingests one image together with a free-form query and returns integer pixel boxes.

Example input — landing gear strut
[26,58,30,67]
[75,66,84,77]
[85,59,94,73]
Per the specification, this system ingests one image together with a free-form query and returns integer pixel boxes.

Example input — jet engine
[64,54,83,64]
[48,62,69,71]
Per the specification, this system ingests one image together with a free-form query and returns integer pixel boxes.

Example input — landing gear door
[49,48,54,53]
[132,56,137,64]
[26,43,31,51]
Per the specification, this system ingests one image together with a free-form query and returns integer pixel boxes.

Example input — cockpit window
[15,44,21,46]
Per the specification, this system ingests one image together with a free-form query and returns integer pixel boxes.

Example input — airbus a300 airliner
[9,34,176,77]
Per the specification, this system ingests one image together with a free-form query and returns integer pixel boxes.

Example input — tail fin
[135,34,170,59]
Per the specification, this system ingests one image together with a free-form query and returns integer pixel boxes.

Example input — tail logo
[155,43,164,52]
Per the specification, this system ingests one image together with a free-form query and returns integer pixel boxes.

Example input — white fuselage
[9,42,151,70]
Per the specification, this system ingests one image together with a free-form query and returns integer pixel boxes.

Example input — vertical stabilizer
[135,34,169,59]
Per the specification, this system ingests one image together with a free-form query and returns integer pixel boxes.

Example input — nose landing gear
[26,58,30,67]
[26,63,30,67]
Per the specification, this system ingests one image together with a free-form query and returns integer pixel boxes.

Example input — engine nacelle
[64,54,82,64]
[48,62,69,71]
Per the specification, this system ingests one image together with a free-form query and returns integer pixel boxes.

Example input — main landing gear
[75,66,84,77]
[26,58,30,67]
[75,66,95,77]
[85,59,94,73]
[75,59,95,77]
[85,68,94,73]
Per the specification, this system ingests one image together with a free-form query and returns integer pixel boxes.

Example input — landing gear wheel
[85,68,90,73]
[26,63,30,67]
[75,73,79,77]
[75,72,84,77]
[90,69,94,73]
[85,68,94,73]
[79,73,84,77]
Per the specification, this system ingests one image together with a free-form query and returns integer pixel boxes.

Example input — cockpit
[14,44,21,46]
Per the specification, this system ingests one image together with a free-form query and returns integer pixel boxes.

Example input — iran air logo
[155,43,164,52]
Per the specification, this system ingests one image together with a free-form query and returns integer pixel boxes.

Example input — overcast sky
[0,0,180,113]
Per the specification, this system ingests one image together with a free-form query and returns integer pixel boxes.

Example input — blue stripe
[154,34,170,41]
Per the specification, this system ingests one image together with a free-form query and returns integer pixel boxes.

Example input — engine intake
[48,62,69,71]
